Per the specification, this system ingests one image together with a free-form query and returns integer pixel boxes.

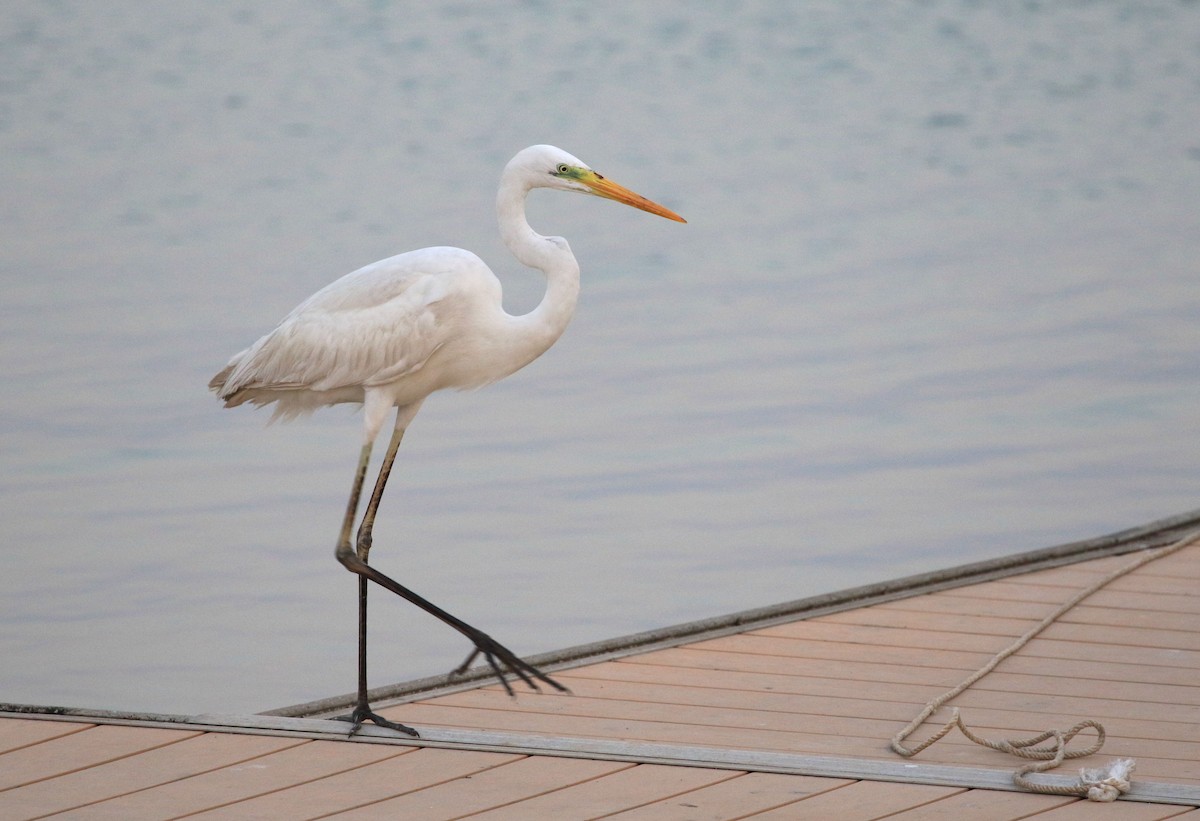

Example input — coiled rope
[890,528,1200,801]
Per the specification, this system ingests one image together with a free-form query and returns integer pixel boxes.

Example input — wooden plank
[775,607,1200,654]
[599,772,853,819]
[186,748,520,820]
[1000,554,1135,583]
[884,591,1066,617]
[44,739,396,820]
[817,607,1200,651]
[744,780,964,820]
[564,656,1197,717]
[698,632,1200,686]
[1014,636,1200,671]
[975,618,1199,653]
[959,651,1194,688]
[816,608,1040,637]
[407,688,1197,781]
[1006,560,1200,590]
[902,720,1197,773]
[1002,571,1200,597]
[753,621,1200,669]
[318,755,632,819]
[961,671,1200,707]
[908,582,1200,616]
[0,724,200,790]
[393,701,900,759]
[607,650,1200,723]
[395,725,1200,802]
[997,570,1200,597]
[1128,551,1200,579]
[427,686,920,742]
[683,638,1200,706]
[700,633,1200,691]
[874,597,1200,633]
[740,621,1035,655]
[870,787,1078,820]
[712,630,1008,664]
[0,731,306,820]
[647,643,998,685]
[460,763,739,820]
[1032,799,1200,820]
[528,674,1200,745]
[392,703,1147,776]
[398,680,1199,782]
[0,717,92,754]
[424,685,1200,761]
[1032,605,1200,633]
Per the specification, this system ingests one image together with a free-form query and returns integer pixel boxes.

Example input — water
[2,1,1198,715]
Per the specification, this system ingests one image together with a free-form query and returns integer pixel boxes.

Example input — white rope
[891,528,1200,801]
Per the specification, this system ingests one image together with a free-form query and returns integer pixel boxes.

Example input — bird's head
[509,144,686,223]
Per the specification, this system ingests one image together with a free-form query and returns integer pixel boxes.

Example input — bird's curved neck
[496,173,581,355]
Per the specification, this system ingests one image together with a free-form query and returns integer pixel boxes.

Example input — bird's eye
[555,164,571,175]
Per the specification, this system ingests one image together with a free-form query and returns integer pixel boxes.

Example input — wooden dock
[3,512,1199,819]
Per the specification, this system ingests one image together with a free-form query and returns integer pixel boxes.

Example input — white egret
[210,145,685,735]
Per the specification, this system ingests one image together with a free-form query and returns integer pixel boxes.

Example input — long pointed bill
[582,171,687,223]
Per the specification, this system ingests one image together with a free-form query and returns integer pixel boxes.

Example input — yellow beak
[582,171,686,223]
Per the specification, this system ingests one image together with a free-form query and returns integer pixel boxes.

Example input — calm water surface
[2,2,1199,714]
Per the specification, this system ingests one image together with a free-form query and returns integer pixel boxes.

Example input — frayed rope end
[1080,757,1135,802]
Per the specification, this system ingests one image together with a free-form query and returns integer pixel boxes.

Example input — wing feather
[212,247,486,406]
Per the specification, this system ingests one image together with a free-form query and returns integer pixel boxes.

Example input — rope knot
[1080,758,1135,802]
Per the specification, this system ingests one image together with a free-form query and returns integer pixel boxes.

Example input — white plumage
[209,144,684,735]
[212,247,481,424]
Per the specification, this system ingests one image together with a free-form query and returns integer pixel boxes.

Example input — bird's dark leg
[335,426,569,702]
[333,440,418,737]
[355,426,407,565]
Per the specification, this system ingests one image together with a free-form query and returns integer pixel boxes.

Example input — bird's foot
[334,703,420,737]
[451,630,571,697]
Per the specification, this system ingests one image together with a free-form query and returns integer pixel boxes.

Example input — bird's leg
[355,425,407,564]
[335,428,569,700]
[333,441,418,737]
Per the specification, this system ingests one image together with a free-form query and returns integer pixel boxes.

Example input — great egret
[210,145,685,735]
